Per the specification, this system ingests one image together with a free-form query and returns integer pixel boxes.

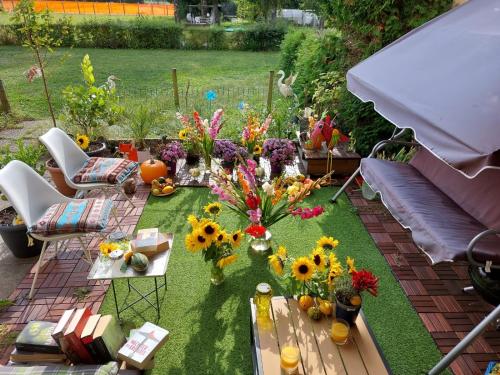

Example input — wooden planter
[296,132,361,177]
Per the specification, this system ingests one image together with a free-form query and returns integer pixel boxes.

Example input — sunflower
[229,230,244,248]
[310,248,326,272]
[179,128,189,140]
[316,236,339,251]
[268,254,284,276]
[192,229,211,251]
[185,233,200,253]
[75,134,90,150]
[217,254,238,268]
[201,221,219,242]
[277,245,288,259]
[99,242,118,257]
[187,215,200,229]
[346,256,356,274]
[204,202,222,216]
[215,230,228,246]
[291,257,315,282]
[253,144,263,155]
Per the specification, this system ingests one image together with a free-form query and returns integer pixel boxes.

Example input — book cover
[15,321,62,354]
[52,309,75,348]
[60,307,93,364]
[117,322,169,370]
[10,348,66,363]
[81,314,101,345]
[91,315,125,362]
[130,228,171,257]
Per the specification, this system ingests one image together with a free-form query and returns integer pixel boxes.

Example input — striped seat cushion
[0,362,119,374]
[73,157,138,185]
[30,199,113,235]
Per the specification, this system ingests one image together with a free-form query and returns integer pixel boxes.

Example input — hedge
[0,17,287,51]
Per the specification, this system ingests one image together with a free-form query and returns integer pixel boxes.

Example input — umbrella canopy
[347,0,500,178]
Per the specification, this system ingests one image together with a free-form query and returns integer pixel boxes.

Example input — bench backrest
[410,148,500,231]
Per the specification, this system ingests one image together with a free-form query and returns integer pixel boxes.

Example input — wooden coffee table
[250,296,391,375]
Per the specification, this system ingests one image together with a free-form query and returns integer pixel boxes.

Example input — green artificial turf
[0,46,279,138]
[99,187,447,375]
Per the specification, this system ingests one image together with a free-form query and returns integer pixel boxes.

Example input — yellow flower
[179,128,189,140]
[346,256,356,274]
[185,233,200,253]
[328,252,338,267]
[268,254,284,276]
[99,242,118,257]
[229,230,244,248]
[201,221,219,242]
[310,248,326,272]
[291,257,315,282]
[187,215,200,228]
[317,236,339,251]
[217,254,238,268]
[204,202,222,216]
[75,134,90,150]
[253,144,262,155]
[277,245,287,258]
[192,229,211,251]
[215,230,229,246]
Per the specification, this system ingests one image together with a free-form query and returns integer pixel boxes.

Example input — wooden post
[266,70,274,114]
[0,80,11,114]
[172,68,180,110]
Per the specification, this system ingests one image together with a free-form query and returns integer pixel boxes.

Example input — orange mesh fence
[1,0,174,16]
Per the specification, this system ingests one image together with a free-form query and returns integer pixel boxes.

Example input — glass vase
[210,263,225,285]
[249,230,273,254]
[203,154,212,176]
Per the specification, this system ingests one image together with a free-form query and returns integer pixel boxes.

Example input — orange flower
[237,170,250,195]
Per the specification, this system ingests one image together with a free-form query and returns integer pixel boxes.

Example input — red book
[60,308,93,364]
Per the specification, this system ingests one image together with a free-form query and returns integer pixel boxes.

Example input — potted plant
[123,104,163,163]
[213,140,248,174]
[159,141,186,178]
[0,140,46,258]
[263,138,296,175]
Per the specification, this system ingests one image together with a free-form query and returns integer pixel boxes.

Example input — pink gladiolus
[261,115,272,133]
[247,208,262,224]
[209,109,224,140]
[210,184,234,204]
[290,205,324,219]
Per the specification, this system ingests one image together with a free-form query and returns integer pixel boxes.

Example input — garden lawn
[0,46,279,138]
[98,187,446,375]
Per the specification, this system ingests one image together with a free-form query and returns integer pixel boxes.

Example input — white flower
[262,182,274,196]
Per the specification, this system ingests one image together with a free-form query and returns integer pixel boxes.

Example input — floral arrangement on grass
[159,141,186,163]
[263,138,295,169]
[268,236,379,321]
[241,113,272,156]
[210,158,330,235]
[185,202,244,285]
[213,140,248,164]
[176,109,224,168]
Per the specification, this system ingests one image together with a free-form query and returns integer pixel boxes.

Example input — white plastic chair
[0,160,118,299]
[39,128,137,211]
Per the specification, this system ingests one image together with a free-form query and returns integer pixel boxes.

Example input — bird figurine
[310,119,325,150]
[103,75,119,91]
[277,70,298,98]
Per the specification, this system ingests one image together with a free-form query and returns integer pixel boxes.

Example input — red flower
[245,193,261,210]
[245,224,267,238]
[352,269,379,296]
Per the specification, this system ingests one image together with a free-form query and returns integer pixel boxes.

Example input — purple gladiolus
[247,208,262,224]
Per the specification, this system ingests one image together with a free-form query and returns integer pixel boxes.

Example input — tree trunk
[34,47,57,127]
[212,0,220,24]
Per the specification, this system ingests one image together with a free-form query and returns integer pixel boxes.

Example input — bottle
[254,282,272,320]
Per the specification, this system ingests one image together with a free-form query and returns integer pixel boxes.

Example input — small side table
[250,296,391,375]
[88,234,174,322]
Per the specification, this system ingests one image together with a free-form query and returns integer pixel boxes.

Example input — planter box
[296,132,361,177]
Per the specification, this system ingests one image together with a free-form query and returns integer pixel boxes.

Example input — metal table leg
[155,277,160,321]
[112,280,120,320]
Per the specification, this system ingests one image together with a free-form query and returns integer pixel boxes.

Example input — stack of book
[51,307,126,364]
[11,321,66,364]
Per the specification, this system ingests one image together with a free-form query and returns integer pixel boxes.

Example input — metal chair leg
[77,236,92,264]
[331,166,361,203]
[29,241,48,299]
[111,206,124,233]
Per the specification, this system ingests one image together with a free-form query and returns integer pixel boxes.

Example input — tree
[12,0,68,127]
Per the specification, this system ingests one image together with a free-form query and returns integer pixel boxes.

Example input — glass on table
[280,346,300,374]
[331,318,350,345]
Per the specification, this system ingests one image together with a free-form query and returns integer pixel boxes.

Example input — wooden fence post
[172,68,180,110]
[0,80,11,114]
[267,70,274,114]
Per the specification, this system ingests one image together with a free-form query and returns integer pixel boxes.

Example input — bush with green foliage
[0,139,46,176]
[183,27,227,50]
[278,28,313,75]
[232,22,287,51]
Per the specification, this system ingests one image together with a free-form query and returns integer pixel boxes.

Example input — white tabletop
[87,234,174,281]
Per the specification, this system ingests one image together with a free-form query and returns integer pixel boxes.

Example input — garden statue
[277,70,298,98]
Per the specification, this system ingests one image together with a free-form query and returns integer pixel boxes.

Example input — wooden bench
[250,297,390,375]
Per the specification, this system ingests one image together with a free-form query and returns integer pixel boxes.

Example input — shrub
[232,22,287,51]
[279,28,313,75]
[183,27,227,50]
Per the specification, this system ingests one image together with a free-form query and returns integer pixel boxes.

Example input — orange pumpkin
[140,159,167,184]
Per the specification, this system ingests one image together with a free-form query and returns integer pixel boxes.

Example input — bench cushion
[73,157,138,185]
[0,362,119,374]
[29,199,113,236]
[361,158,500,264]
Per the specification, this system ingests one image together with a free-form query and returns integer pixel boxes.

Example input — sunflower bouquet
[241,113,272,157]
[268,236,379,322]
[185,202,244,285]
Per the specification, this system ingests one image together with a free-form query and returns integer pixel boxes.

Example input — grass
[98,187,446,375]
[0,46,280,139]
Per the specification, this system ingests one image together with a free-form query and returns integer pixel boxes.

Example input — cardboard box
[130,228,170,258]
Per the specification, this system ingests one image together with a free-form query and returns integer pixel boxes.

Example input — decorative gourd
[140,159,167,184]
[131,253,149,272]
[124,250,134,265]
[307,306,322,320]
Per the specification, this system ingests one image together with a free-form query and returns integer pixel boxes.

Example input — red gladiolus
[245,224,267,238]
[245,193,261,210]
[352,269,379,296]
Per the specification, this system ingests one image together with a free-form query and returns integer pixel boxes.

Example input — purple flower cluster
[263,138,295,166]
[214,140,248,163]
[159,141,186,163]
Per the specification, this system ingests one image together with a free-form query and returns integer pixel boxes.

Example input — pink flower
[289,205,324,219]
[261,115,272,133]
[247,208,262,224]
[210,184,235,204]
[209,109,223,140]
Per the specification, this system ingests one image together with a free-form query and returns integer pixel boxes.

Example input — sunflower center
[197,235,206,243]
[209,207,219,214]
[298,264,309,274]
[323,244,333,250]
[204,225,215,235]
[217,234,223,241]
[233,234,239,241]
[314,255,321,265]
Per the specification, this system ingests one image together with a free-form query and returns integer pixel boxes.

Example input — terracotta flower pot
[45,159,77,197]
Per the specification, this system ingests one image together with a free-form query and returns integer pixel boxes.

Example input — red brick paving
[347,187,499,375]
[0,183,149,363]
